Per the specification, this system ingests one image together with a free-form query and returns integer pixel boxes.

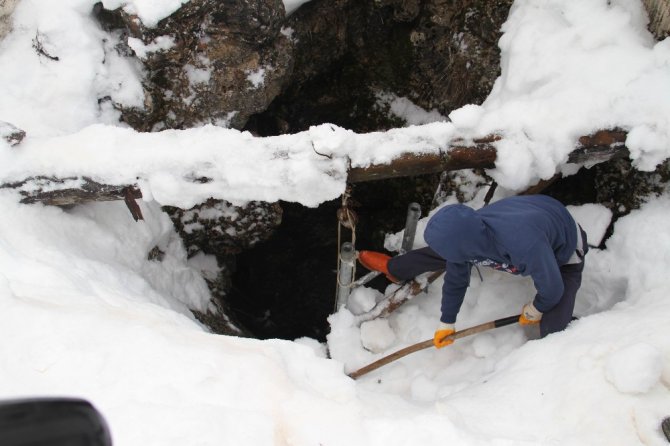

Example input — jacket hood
[423,204,492,262]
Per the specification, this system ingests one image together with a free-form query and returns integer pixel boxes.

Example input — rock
[0,0,19,41]
[641,0,670,40]
[248,0,513,134]
[0,121,25,146]
[164,198,283,257]
[164,198,282,337]
[93,0,513,133]
[94,0,294,131]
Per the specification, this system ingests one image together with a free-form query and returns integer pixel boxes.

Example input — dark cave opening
[227,175,440,341]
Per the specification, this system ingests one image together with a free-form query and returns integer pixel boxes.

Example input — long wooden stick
[347,314,521,379]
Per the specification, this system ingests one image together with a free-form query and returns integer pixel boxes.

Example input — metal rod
[335,242,356,309]
[400,202,421,254]
[350,270,381,289]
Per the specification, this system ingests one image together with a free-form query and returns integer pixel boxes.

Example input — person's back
[358,194,588,340]
[477,195,578,267]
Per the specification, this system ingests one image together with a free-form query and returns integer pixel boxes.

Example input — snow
[284,0,312,16]
[101,0,191,28]
[566,203,613,246]
[127,35,175,60]
[605,343,663,394]
[347,286,381,315]
[0,0,670,445]
[246,67,267,89]
[360,319,396,353]
[375,91,446,126]
[100,0,314,25]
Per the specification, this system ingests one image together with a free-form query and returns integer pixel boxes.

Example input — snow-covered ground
[1,0,670,444]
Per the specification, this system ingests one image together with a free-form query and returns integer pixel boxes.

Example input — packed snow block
[567,204,613,247]
[360,319,396,353]
[346,287,380,315]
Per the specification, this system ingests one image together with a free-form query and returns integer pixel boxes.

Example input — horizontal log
[5,176,142,206]
[1,129,631,208]
[347,145,498,182]
[569,129,629,164]
[349,129,629,183]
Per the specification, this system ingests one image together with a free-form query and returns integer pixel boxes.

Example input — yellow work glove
[433,322,455,348]
[519,302,542,325]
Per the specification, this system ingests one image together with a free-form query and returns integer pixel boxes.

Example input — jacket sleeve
[521,241,564,313]
[440,261,471,323]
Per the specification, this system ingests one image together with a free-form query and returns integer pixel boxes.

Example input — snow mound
[605,343,663,394]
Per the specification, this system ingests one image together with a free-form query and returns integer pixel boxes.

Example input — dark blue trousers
[387,231,587,337]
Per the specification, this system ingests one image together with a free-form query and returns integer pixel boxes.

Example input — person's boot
[357,251,400,283]
[662,416,670,442]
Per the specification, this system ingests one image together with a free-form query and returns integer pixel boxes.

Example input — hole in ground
[226,166,620,342]
[227,176,439,341]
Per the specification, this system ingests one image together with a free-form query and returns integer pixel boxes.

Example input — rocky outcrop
[248,0,513,133]
[163,199,282,335]
[0,121,25,146]
[95,0,294,131]
[642,0,670,39]
[0,0,19,40]
[165,198,283,257]
[95,0,512,133]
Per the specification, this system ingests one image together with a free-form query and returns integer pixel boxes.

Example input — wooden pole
[347,314,521,379]
[1,129,630,206]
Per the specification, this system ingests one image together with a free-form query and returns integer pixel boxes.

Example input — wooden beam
[347,138,498,183]
[0,129,632,207]
[5,176,142,207]
[348,129,629,183]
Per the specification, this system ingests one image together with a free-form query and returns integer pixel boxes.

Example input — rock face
[0,121,25,146]
[91,0,515,337]
[0,0,19,40]
[165,199,283,258]
[248,0,513,134]
[642,0,670,39]
[95,0,513,133]
[96,0,294,131]
[163,199,282,335]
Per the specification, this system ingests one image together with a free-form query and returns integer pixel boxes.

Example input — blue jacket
[423,195,578,323]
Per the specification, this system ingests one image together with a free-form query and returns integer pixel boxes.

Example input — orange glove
[519,302,542,325]
[433,322,455,348]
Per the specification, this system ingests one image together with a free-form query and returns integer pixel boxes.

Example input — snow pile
[605,343,663,394]
[0,123,456,208]
[0,0,144,137]
[2,0,670,208]
[0,0,670,445]
[329,195,670,444]
[472,0,670,188]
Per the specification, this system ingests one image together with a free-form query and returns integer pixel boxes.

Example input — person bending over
[358,195,588,348]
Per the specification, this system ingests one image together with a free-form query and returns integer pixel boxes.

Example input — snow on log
[347,136,499,182]
[0,128,630,208]
[348,129,629,182]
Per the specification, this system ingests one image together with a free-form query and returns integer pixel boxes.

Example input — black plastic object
[0,397,112,445]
